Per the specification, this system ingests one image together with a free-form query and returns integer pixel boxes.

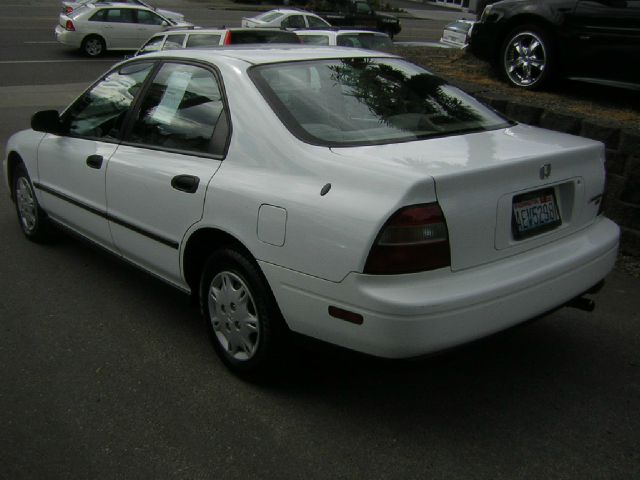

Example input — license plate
[512,188,561,239]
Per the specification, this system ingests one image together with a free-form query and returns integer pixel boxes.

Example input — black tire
[81,35,105,57]
[13,163,52,243]
[499,24,554,90]
[200,248,287,376]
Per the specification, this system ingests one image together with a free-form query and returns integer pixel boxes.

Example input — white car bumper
[261,217,619,358]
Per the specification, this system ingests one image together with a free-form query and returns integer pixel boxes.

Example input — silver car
[61,0,185,23]
[55,2,192,56]
[241,9,331,30]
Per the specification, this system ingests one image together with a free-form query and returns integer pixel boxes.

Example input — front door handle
[171,174,199,193]
[86,154,103,169]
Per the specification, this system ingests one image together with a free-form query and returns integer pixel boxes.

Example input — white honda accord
[4,46,619,375]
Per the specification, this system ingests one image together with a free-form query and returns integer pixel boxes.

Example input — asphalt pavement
[1,1,639,478]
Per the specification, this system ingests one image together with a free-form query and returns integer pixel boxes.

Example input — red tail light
[223,31,232,45]
[65,20,75,31]
[64,6,73,14]
[364,203,451,274]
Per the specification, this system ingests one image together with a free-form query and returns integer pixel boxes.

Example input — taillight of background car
[364,203,451,274]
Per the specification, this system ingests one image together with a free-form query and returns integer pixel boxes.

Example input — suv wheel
[500,25,553,89]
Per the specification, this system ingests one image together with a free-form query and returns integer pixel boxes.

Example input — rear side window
[127,63,227,155]
[298,34,330,45]
[281,15,305,28]
[102,9,135,23]
[63,62,154,139]
[138,35,164,54]
[337,33,393,50]
[186,34,222,48]
[163,34,186,50]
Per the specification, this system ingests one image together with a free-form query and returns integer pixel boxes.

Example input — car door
[98,8,138,48]
[36,62,155,249]
[106,61,229,287]
[133,9,170,47]
[566,0,640,83]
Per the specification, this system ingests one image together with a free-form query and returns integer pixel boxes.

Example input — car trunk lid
[330,125,605,272]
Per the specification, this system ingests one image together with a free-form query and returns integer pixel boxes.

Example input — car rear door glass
[126,63,227,155]
[104,8,135,23]
[281,15,305,28]
[63,62,154,140]
[298,34,330,45]
[139,35,165,53]
[163,34,186,50]
[186,34,222,47]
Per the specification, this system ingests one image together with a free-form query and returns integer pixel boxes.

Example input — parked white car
[295,29,392,50]
[4,46,619,375]
[440,19,475,49]
[242,9,330,29]
[135,28,300,56]
[61,0,185,23]
[55,2,192,56]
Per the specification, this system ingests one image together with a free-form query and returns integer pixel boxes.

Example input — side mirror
[31,110,62,135]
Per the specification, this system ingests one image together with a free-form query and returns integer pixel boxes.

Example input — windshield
[250,58,510,147]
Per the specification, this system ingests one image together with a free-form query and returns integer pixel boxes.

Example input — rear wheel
[82,35,105,57]
[13,163,52,242]
[500,25,553,89]
[200,248,287,376]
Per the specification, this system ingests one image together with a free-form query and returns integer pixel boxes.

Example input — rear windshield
[186,34,222,48]
[230,30,299,44]
[336,33,393,50]
[298,34,330,45]
[250,58,510,147]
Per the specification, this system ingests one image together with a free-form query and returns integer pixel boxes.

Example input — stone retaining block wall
[462,86,639,256]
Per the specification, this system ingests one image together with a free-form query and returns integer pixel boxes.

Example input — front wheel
[200,248,287,376]
[13,163,52,242]
[499,25,553,89]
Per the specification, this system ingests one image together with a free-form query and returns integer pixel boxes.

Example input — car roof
[296,29,390,36]
[158,27,294,36]
[137,45,398,65]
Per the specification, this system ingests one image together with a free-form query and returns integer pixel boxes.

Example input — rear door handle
[86,154,103,169]
[171,174,199,193]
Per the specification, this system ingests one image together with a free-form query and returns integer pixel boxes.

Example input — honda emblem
[540,163,552,179]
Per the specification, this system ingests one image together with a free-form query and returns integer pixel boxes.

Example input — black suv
[470,0,640,90]
[309,0,401,38]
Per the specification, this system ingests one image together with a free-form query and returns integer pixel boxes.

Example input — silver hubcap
[85,38,102,56]
[207,271,260,361]
[504,31,546,87]
[16,177,37,233]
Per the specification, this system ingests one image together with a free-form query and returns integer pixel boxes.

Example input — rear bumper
[54,25,80,48]
[261,217,619,358]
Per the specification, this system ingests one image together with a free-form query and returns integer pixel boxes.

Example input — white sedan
[242,9,331,29]
[61,0,185,23]
[55,2,192,56]
[4,46,619,376]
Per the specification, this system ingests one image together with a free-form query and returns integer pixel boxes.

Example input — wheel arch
[182,227,258,297]
[6,151,24,202]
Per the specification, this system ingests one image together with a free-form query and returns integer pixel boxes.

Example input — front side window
[163,34,186,50]
[251,58,510,147]
[136,9,164,25]
[306,15,330,27]
[298,34,330,45]
[127,63,226,155]
[63,62,154,139]
[186,34,222,48]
